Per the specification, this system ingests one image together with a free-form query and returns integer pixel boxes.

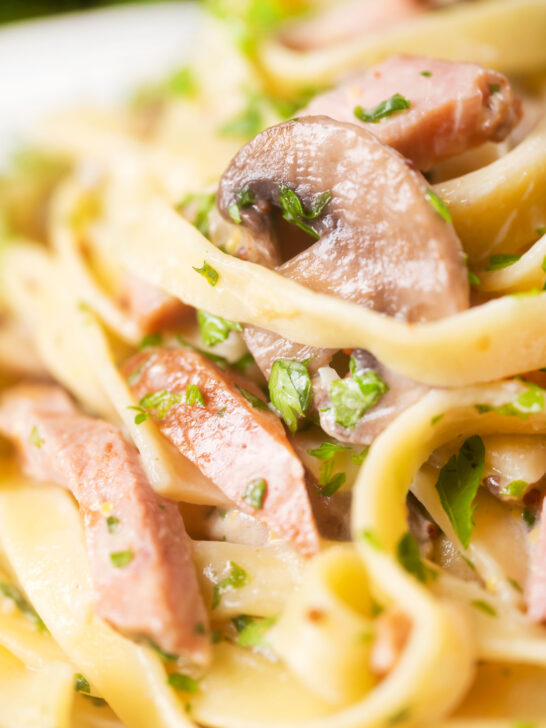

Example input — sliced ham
[120,272,192,334]
[123,348,320,557]
[280,0,428,51]
[301,55,522,170]
[0,384,209,664]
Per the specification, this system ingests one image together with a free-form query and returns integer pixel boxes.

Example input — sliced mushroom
[217,116,469,442]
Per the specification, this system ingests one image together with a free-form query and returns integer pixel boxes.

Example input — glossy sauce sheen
[124,348,320,557]
[0,385,209,664]
[301,56,522,170]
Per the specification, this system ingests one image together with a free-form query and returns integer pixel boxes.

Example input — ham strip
[301,55,521,170]
[0,384,209,664]
[120,272,192,334]
[123,348,320,557]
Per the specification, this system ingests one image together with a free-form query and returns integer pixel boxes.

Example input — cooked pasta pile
[1,1,546,726]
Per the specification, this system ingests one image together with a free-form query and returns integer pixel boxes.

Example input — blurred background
[0,0,181,25]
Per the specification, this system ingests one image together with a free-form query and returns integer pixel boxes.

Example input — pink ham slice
[120,272,193,334]
[0,384,209,664]
[123,348,320,557]
[301,55,522,170]
[527,499,546,622]
[280,0,428,51]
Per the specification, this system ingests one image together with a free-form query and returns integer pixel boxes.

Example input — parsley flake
[235,384,269,411]
[353,93,411,123]
[243,478,267,508]
[468,270,480,286]
[110,550,134,568]
[106,515,120,533]
[0,582,47,632]
[130,390,182,424]
[29,425,44,448]
[232,615,277,648]
[397,532,428,583]
[268,359,312,433]
[211,561,250,609]
[489,83,501,95]
[278,184,331,240]
[177,192,216,239]
[307,442,351,460]
[425,188,452,224]
[352,447,370,465]
[74,674,91,693]
[197,310,242,347]
[186,384,205,407]
[523,508,536,527]
[168,673,199,693]
[500,480,528,500]
[471,599,497,616]
[227,187,256,224]
[361,529,383,550]
[486,253,521,271]
[317,460,346,496]
[329,359,388,430]
[193,260,219,286]
[138,332,162,350]
[420,70,432,77]
[435,435,485,548]
[537,226,546,237]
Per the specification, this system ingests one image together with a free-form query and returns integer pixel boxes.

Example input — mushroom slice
[217,117,469,442]
[300,56,522,171]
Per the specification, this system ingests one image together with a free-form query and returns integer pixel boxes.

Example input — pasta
[1,1,546,726]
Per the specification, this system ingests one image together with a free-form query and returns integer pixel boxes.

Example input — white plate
[0,2,201,164]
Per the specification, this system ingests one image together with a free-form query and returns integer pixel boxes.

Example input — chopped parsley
[352,447,370,465]
[192,260,219,286]
[317,460,346,497]
[307,442,351,460]
[220,96,263,139]
[523,508,536,527]
[471,599,497,616]
[106,515,120,533]
[232,614,277,648]
[138,332,162,350]
[397,532,428,583]
[278,184,331,240]
[29,425,44,448]
[360,529,383,550]
[243,478,267,508]
[74,674,90,693]
[431,413,444,425]
[166,67,196,97]
[500,480,528,500]
[542,255,546,273]
[537,226,546,237]
[175,335,229,367]
[420,70,432,77]
[141,636,179,662]
[185,384,205,407]
[197,310,242,347]
[235,384,269,412]
[387,707,411,725]
[468,270,480,286]
[268,358,312,433]
[130,390,182,424]
[434,435,485,548]
[227,187,256,224]
[211,561,250,609]
[232,352,255,371]
[475,384,545,420]
[329,358,388,430]
[507,577,523,594]
[353,93,411,123]
[110,550,134,568]
[177,192,216,239]
[486,253,521,271]
[168,673,199,693]
[425,188,452,224]
[0,582,47,632]
[489,83,501,95]
[194,622,206,635]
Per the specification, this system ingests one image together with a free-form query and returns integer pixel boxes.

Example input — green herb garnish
[232,352,255,371]
[471,599,497,616]
[468,271,480,286]
[316,460,345,497]
[268,358,312,433]
[197,310,242,347]
[489,83,501,95]
[74,674,90,693]
[106,515,120,533]
[175,335,229,367]
[397,532,428,583]
[138,332,162,350]
[329,359,388,430]
[211,561,250,610]
[278,184,331,240]
[110,550,134,568]
[168,673,199,693]
[185,384,205,407]
[232,615,277,648]
[435,435,485,548]
[243,478,267,508]
[227,187,256,224]
[29,425,44,448]
[193,260,219,286]
[130,390,182,424]
[307,442,351,460]
[0,582,47,632]
[420,70,432,77]
[361,529,383,550]
[235,384,269,412]
[431,413,444,425]
[500,480,528,499]
[177,192,216,239]
[425,188,452,224]
[486,254,521,271]
[354,93,411,123]
[523,508,536,527]
[352,447,370,465]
